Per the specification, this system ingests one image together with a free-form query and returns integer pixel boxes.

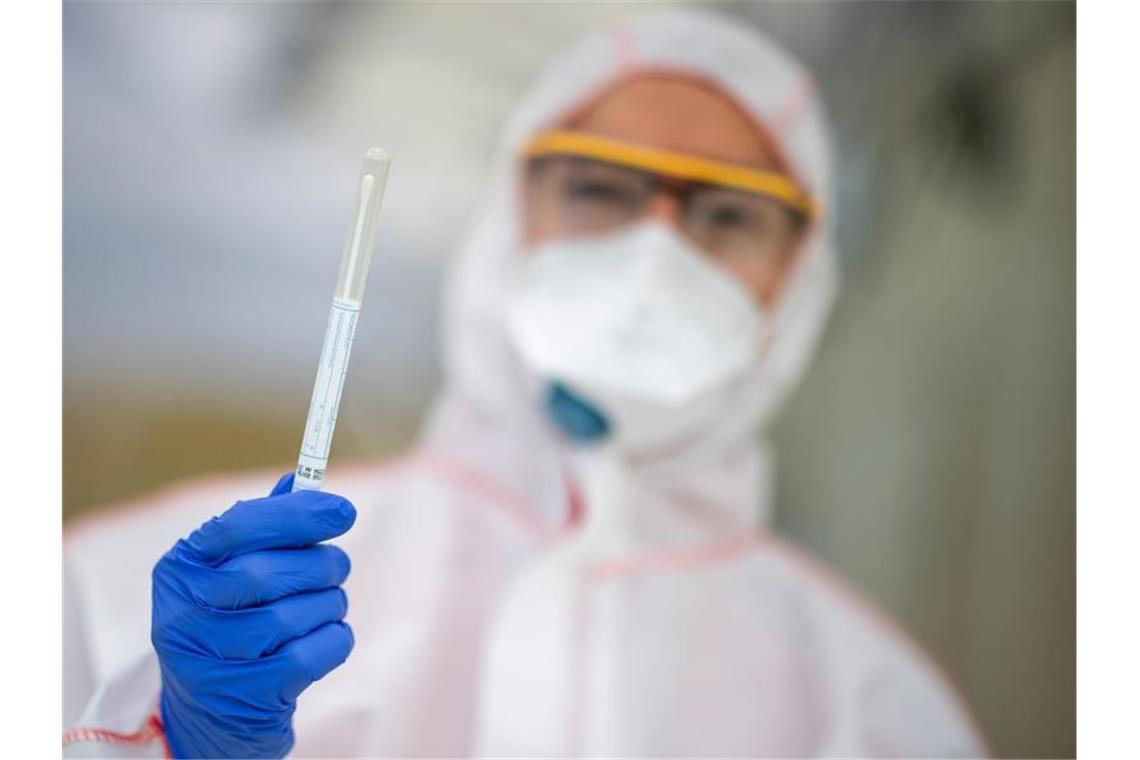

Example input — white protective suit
[63,10,989,758]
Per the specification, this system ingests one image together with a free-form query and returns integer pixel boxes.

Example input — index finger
[184,489,356,565]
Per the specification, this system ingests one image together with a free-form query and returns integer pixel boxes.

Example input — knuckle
[151,556,169,584]
[220,497,246,523]
[218,504,241,535]
[205,513,228,537]
[239,553,271,586]
[269,601,292,630]
[188,515,226,556]
[286,644,311,676]
[205,566,244,608]
[152,548,185,588]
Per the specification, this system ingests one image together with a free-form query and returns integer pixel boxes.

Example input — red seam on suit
[580,530,991,753]
[62,712,166,749]
[772,73,816,140]
[63,444,549,549]
[63,455,409,547]
[585,531,767,582]
[610,22,638,71]
[563,477,586,531]
[766,537,993,755]
[413,449,552,540]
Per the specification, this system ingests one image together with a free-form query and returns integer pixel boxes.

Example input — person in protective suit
[63,10,988,758]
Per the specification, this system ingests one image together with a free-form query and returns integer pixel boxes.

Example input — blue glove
[152,473,356,758]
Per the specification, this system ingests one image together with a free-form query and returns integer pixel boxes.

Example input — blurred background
[63,1,1074,756]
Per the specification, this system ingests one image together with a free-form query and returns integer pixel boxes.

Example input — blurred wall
[769,10,1075,756]
[63,2,1074,756]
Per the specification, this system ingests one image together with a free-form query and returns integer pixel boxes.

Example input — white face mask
[507,223,769,456]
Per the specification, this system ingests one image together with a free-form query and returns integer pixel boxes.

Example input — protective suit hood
[424,8,839,534]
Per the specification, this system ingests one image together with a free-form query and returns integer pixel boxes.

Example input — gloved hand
[151,473,356,758]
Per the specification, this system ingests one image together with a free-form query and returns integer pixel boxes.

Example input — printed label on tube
[294,297,360,491]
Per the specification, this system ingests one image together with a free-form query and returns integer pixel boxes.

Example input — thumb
[270,472,295,497]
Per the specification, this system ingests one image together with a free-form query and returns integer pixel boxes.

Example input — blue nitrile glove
[151,473,356,758]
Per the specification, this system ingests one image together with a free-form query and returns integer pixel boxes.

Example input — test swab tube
[293,148,390,491]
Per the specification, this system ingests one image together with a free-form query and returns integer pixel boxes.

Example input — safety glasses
[525,130,817,218]
[523,130,816,262]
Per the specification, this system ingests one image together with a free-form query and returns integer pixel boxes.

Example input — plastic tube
[293,148,390,491]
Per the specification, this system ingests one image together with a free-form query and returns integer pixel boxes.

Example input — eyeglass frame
[522,129,819,220]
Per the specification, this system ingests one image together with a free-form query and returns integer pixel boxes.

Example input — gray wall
[772,23,1074,756]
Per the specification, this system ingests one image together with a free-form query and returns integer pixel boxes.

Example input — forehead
[562,74,781,171]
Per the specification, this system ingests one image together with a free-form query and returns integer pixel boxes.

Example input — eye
[558,174,647,220]
[564,178,630,202]
[687,186,782,237]
[704,200,762,232]
[706,204,749,228]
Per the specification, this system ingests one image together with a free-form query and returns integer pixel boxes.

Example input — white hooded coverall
[63,11,989,758]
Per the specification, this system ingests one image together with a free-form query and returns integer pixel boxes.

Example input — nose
[642,190,685,231]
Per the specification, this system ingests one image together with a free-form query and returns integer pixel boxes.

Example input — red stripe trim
[585,531,767,582]
[563,477,586,531]
[63,447,548,549]
[63,455,410,547]
[62,712,167,750]
[610,22,638,72]
[772,73,817,140]
[411,449,554,540]
[580,531,990,753]
[766,537,993,755]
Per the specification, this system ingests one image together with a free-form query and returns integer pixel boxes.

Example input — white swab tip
[364,147,390,164]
